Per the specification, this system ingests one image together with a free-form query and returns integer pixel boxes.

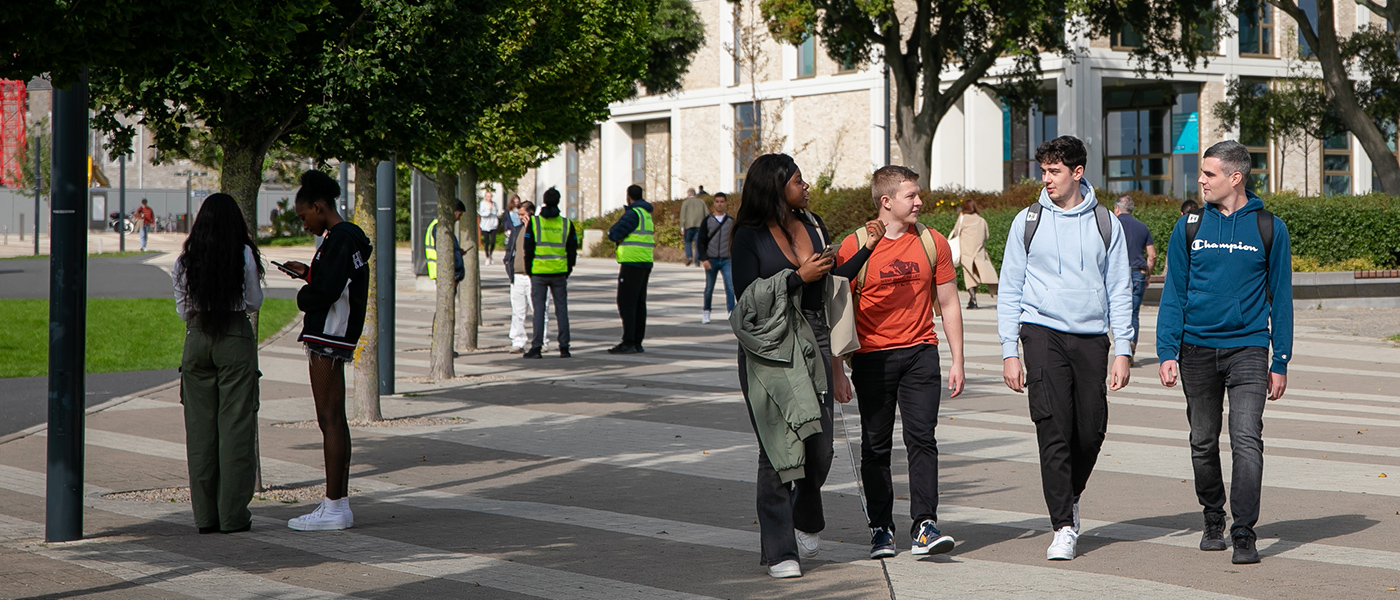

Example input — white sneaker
[795,530,820,558]
[288,497,353,531]
[486,257,493,266]
[1047,526,1077,561]
[701,310,711,324]
[1072,498,1081,534]
[767,559,802,579]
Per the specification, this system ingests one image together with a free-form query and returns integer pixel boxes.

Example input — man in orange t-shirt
[833,165,965,560]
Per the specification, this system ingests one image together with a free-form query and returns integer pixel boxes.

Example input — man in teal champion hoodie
[1156,140,1293,566]
[997,136,1135,562]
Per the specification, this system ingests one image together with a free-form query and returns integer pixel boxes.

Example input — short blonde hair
[871,165,920,207]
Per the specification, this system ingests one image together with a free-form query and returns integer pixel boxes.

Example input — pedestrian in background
[480,190,500,266]
[607,184,655,354]
[172,193,264,535]
[696,191,735,323]
[506,200,549,352]
[1114,194,1156,363]
[277,170,373,532]
[949,199,998,309]
[523,189,576,358]
[136,198,155,251]
[680,187,708,266]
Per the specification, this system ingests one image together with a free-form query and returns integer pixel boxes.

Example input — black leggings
[308,353,351,499]
[481,229,498,257]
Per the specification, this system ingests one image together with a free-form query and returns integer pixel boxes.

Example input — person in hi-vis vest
[521,188,577,359]
[606,185,655,354]
[425,201,466,285]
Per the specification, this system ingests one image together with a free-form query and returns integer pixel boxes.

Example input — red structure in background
[0,80,27,187]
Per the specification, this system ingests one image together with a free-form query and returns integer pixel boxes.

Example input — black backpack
[1182,208,1277,303]
[1023,202,1113,252]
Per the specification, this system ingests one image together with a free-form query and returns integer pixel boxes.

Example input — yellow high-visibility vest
[616,207,654,263]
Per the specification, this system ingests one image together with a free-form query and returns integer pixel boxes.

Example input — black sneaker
[634,344,645,353]
[1200,513,1229,551]
[966,299,978,310]
[910,520,955,555]
[606,344,637,354]
[1231,533,1260,564]
[559,347,571,358]
[523,347,543,359]
[870,527,897,559]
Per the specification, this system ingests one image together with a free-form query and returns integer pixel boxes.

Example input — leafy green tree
[759,0,1223,187]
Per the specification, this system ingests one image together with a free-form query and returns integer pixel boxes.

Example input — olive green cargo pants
[180,315,260,532]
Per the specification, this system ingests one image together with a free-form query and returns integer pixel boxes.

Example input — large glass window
[735,103,761,192]
[1104,88,1171,195]
[631,123,646,187]
[1297,0,1319,58]
[1238,0,1273,56]
[1373,121,1398,191]
[1239,78,1271,193]
[1110,24,1143,49]
[1002,93,1058,188]
[797,35,815,78]
[1322,131,1351,195]
[732,5,742,86]
[566,143,580,220]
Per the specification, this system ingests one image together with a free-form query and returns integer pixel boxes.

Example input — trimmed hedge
[584,186,1400,272]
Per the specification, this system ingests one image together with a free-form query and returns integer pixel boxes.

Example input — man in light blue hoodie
[1156,140,1293,566]
[997,135,1134,562]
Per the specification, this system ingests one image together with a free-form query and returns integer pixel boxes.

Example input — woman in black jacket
[278,170,372,532]
[730,154,880,578]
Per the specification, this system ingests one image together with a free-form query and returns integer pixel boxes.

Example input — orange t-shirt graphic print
[836,228,956,352]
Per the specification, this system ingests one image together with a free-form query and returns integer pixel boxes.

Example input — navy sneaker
[870,527,897,559]
[910,520,955,555]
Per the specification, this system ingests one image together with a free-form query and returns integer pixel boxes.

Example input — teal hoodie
[997,180,1135,359]
[1155,191,1293,374]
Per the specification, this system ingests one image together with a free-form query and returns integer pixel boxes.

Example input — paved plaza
[1,248,1398,599]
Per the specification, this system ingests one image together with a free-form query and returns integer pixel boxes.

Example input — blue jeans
[140,224,150,249]
[1180,344,1268,537]
[703,258,734,312]
[683,227,700,261]
[1129,270,1147,347]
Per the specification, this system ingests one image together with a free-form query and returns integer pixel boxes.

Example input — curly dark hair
[178,193,264,338]
[1034,135,1088,170]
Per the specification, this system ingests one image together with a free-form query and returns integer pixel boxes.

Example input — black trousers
[530,274,569,350]
[850,344,942,537]
[739,309,834,566]
[1020,323,1110,531]
[617,263,652,346]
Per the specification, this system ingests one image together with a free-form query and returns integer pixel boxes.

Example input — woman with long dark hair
[278,170,373,531]
[730,154,881,578]
[173,193,264,534]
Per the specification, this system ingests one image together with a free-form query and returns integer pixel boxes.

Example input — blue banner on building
[1172,112,1199,154]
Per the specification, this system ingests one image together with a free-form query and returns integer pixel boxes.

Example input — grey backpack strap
[1022,203,1043,253]
[1094,203,1112,249]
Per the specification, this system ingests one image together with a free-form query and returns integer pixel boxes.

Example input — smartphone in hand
[817,241,841,260]
[271,260,305,280]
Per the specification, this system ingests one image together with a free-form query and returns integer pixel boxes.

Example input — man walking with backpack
[997,135,1134,561]
[833,165,965,559]
[1157,140,1293,565]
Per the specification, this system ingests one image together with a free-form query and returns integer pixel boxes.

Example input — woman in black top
[278,170,372,532]
[731,154,881,577]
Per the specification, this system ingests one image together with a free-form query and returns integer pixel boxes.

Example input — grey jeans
[1180,343,1269,536]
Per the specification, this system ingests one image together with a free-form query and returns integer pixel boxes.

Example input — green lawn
[0,298,298,378]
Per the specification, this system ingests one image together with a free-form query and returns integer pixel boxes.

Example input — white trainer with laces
[701,310,711,324]
[795,530,820,558]
[768,559,802,579]
[288,497,353,531]
[1047,526,1077,560]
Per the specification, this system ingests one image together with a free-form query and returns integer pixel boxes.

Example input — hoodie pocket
[1184,291,1245,334]
[1040,288,1107,330]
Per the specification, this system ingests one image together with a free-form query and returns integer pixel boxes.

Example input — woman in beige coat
[950,199,998,309]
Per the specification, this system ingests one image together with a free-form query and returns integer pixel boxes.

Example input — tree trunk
[457,164,480,351]
[351,163,382,422]
[1312,0,1400,192]
[896,127,935,191]
[219,140,268,491]
[430,167,459,380]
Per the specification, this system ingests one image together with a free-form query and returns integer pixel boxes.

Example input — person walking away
[730,153,872,578]
[480,190,500,266]
[172,193,264,534]
[680,187,708,266]
[522,188,576,358]
[1156,140,1293,565]
[425,201,466,286]
[996,136,1134,561]
[505,200,547,352]
[1113,195,1156,364]
[277,170,373,531]
[136,198,155,251]
[831,166,965,559]
[697,192,736,323]
[950,199,998,309]
[607,185,655,354]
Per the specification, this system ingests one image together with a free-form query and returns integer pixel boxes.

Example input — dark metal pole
[376,159,395,395]
[184,175,192,232]
[47,71,90,543]
[118,155,126,252]
[34,134,42,255]
[338,162,349,218]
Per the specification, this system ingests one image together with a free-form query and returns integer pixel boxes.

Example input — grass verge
[0,298,298,378]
